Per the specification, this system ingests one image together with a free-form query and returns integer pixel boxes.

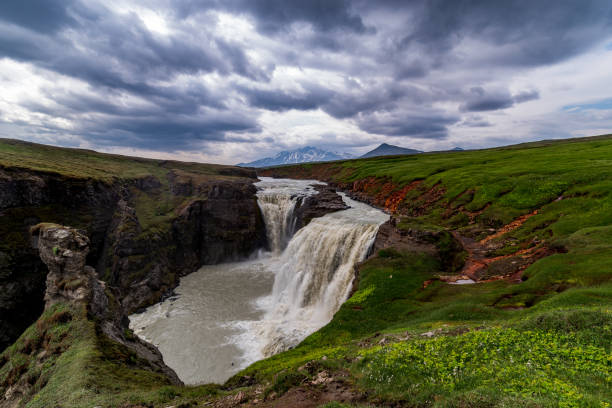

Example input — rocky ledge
[372,217,438,255]
[31,223,182,384]
[293,184,349,230]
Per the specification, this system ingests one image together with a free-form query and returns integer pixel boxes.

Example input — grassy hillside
[247,135,612,406]
[0,138,241,181]
[0,138,256,237]
[2,136,611,407]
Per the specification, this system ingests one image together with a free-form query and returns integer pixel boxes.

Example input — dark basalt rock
[293,184,349,230]
[371,217,438,256]
[371,217,465,272]
[109,177,267,314]
[0,165,266,352]
[0,167,120,352]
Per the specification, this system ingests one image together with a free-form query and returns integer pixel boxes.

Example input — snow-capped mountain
[237,146,354,168]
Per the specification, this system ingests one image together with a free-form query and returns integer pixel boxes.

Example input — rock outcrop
[31,223,182,384]
[371,217,437,255]
[107,177,266,313]
[0,167,120,351]
[34,224,96,308]
[293,184,349,230]
[371,217,465,272]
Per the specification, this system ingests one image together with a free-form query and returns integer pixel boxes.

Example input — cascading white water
[249,196,388,357]
[257,193,297,253]
[255,178,317,253]
[129,178,388,385]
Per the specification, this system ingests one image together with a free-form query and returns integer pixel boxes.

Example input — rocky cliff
[1,224,181,406]
[292,184,349,230]
[34,224,181,382]
[0,163,265,352]
[103,173,266,314]
[0,166,121,351]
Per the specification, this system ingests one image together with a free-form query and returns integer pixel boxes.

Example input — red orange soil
[348,177,422,212]
[451,209,550,284]
[479,209,539,245]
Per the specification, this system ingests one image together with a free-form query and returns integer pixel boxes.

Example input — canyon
[1,136,611,407]
[129,178,388,385]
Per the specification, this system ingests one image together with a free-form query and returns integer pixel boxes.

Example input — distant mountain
[360,143,422,158]
[237,146,354,167]
[451,147,464,151]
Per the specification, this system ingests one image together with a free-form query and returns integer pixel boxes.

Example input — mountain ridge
[237,146,353,167]
[360,143,422,158]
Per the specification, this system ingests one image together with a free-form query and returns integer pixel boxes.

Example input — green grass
[266,134,612,230]
[1,303,153,407]
[243,135,612,406]
[232,244,611,406]
[0,138,235,181]
[358,323,611,407]
[0,302,228,408]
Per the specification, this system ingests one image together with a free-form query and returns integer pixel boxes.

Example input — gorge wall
[0,164,266,351]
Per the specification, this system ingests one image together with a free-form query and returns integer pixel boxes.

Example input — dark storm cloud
[0,8,260,86]
[0,0,77,33]
[93,115,260,149]
[459,115,492,128]
[356,111,459,139]
[0,0,611,154]
[235,0,367,34]
[513,90,540,104]
[240,79,417,120]
[392,0,612,67]
[461,87,540,112]
[240,86,332,112]
[0,1,270,149]
[175,0,367,34]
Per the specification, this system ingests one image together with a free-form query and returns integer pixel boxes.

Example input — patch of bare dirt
[213,370,366,408]
[479,209,539,245]
[447,210,555,284]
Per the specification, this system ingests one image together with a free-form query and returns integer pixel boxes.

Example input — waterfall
[257,192,299,253]
[255,178,317,253]
[250,177,389,357]
[129,178,388,385]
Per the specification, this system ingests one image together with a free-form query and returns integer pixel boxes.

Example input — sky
[0,0,612,164]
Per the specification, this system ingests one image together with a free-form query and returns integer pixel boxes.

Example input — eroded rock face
[30,223,182,385]
[105,177,267,314]
[0,167,120,351]
[372,217,437,256]
[293,185,349,230]
[0,165,266,351]
[370,217,465,273]
[34,225,93,307]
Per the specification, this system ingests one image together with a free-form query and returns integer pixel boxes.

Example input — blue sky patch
[563,98,612,112]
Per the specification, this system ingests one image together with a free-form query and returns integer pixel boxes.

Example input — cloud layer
[0,0,611,163]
